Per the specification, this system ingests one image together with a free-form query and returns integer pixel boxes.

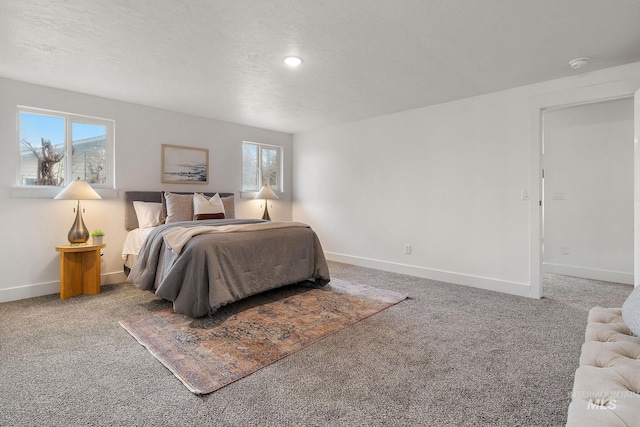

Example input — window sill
[240,191,285,199]
[10,187,119,199]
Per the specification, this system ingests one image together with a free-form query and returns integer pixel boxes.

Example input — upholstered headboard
[125,191,235,230]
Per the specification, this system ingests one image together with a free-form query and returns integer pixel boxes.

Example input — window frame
[241,141,284,196]
[15,106,115,197]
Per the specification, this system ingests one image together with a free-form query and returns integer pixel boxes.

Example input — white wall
[543,98,634,284]
[5,61,639,303]
[0,77,292,302]
[292,62,640,297]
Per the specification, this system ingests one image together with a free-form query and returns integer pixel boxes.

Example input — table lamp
[255,186,278,220]
[54,178,102,244]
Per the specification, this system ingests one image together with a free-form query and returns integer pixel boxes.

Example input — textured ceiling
[1,0,640,134]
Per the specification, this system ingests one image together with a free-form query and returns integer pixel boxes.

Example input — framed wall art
[161,144,209,184]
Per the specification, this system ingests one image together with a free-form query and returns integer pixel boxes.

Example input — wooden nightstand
[55,243,106,299]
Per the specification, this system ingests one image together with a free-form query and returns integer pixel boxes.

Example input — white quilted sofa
[566,286,640,426]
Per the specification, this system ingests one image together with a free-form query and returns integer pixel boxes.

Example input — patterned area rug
[119,279,408,395]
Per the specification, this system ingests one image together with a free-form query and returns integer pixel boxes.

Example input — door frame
[529,77,640,298]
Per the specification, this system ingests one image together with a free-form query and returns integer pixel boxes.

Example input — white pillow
[133,201,163,228]
[193,193,226,220]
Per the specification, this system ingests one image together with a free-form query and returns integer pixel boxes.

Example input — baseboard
[542,263,633,285]
[103,271,128,285]
[0,271,128,303]
[325,252,532,298]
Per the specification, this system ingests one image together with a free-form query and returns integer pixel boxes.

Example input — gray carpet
[0,261,632,426]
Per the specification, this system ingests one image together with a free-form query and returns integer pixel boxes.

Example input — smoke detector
[569,57,589,69]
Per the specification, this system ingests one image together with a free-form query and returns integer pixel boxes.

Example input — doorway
[529,79,640,299]
[541,98,634,291]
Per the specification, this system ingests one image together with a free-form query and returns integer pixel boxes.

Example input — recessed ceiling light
[569,57,589,69]
[283,56,303,67]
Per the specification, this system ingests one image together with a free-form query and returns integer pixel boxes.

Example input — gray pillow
[221,195,235,219]
[622,285,640,337]
[164,192,193,223]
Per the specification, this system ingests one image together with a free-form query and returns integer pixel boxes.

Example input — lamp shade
[255,186,279,200]
[54,178,102,201]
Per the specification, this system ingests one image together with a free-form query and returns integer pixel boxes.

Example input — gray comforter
[127,219,330,318]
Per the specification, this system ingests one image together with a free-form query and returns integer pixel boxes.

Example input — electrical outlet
[404,244,411,255]
[561,245,570,255]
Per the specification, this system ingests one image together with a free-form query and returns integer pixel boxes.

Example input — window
[242,141,282,192]
[18,106,114,189]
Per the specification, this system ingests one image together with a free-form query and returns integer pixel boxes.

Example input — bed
[124,191,330,318]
